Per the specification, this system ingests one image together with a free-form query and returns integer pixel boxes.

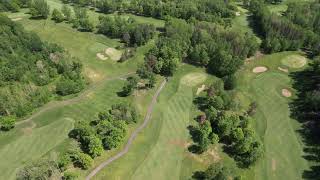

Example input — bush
[52,8,64,23]
[0,116,16,131]
[63,171,78,180]
[71,152,93,170]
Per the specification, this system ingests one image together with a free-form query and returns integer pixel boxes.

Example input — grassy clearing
[236,51,310,180]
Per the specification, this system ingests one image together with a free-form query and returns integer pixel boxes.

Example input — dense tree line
[139,18,258,77]
[97,15,156,47]
[0,0,50,19]
[193,80,263,167]
[0,0,29,12]
[0,15,85,125]
[60,0,237,26]
[249,0,320,56]
[291,56,320,179]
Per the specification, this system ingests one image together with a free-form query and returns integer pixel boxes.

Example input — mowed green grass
[236,51,310,180]
[91,65,213,180]
[0,118,73,179]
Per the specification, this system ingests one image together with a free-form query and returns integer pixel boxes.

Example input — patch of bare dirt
[282,89,292,97]
[21,121,36,135]
[207,147,221,162]
[85,68,103,82]
[252,66,268,73]
[11,17,22,21]
[272,158,276,171]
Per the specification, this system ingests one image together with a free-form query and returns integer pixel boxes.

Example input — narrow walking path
[16,72,134,126]
[86,79,167,180]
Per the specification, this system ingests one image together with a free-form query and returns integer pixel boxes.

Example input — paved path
[16,72,134,125]
[86,79,167,180]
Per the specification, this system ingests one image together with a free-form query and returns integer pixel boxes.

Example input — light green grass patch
[180,72,207,87]
[281,55,307,68]
[0,118,74,180]
[236,51,310,179]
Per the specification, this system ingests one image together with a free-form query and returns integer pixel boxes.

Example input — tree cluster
[249,0,320,56]
[141,18,258,77]
[97,15,156,47]
[68,103,137,162]
[0,0,29,12]
[95,0,236,26]
[0,15,85,122]
[193,80,263,167]
[72,6,94,31]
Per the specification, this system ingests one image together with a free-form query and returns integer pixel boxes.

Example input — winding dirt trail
[86,79,167,180]
[16,72,134,126]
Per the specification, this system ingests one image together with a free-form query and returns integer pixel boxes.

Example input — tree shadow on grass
[289,68,320,179]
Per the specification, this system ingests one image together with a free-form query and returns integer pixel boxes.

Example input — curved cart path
[16,72,134,126]
[86,79,167,180]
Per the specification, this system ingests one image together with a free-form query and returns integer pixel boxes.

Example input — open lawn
[236,51,310,180]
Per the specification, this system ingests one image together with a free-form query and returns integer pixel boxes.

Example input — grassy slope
[0,1,165,179]
[92,65,215,180]
[236,51,310,180]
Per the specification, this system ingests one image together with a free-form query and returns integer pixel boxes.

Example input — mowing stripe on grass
[0,118,73,180]
[252,72,308,180]
[131,84,193,180]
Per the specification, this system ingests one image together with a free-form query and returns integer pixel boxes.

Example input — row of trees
[59,0,237,26]
[290,56,320,179]
[138,18,258,77]
[249,0,320,56]
[193,80,263,168]
[0,15,85,125]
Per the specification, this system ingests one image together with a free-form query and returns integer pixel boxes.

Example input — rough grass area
[281,55,307,68]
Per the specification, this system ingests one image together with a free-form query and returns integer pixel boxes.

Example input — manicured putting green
[180,72,207,86]
[281,55,307,68]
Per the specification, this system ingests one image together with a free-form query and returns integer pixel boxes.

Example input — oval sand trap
[281,55,307,68]
[252,66,268,73]
[282,89,292,97]
[181,73,207,87]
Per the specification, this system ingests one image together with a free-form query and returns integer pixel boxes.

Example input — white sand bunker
[96,48,122,61]
[278,67,288,73]
[252,66,268,73]
[105,48,122,61]
[96,53,108,60]
[196,84,206,95]
[282,89,292,97]
[281,55,307,68]
[181,73,207,87]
